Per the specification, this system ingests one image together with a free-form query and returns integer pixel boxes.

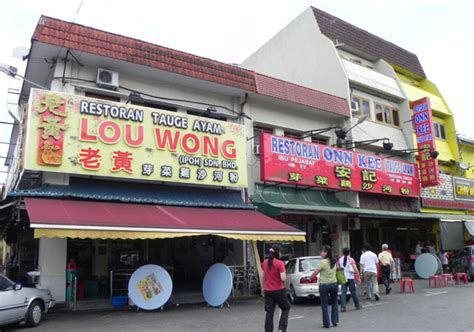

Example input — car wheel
[289,285,301,304]
[26,300,44,327]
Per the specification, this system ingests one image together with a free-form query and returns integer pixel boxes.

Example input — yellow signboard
[24,89,248,188]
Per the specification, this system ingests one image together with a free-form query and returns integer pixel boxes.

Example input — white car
[285,256,347,304]
[0,273,55,327]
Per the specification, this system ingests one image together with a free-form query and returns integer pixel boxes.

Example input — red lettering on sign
[124,124,144,147]
[154,128,180,151]
[98,121,121,144]
[222,140,236,159]
[203,136,219,157]
[79,118,98,142]
[182,133,200,154]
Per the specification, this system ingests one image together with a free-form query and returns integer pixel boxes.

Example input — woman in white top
[338,247,361,311]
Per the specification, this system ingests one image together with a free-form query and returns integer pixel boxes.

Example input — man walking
[360,243,379,301]
[378,244,394,294]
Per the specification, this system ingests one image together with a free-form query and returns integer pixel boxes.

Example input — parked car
[451,245,474,281]
[285,256,347,303]
[0,273,55,327]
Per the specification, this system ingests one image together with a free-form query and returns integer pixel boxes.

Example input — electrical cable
[51,76,251,119]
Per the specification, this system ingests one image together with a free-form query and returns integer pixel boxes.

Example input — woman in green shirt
[311,245,338,328]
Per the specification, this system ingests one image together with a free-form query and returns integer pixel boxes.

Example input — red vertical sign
[412,97,440,187]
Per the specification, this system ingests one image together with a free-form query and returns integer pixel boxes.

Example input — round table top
[128,264,173,310]
[414,253,439,279]
[202,263,233,307]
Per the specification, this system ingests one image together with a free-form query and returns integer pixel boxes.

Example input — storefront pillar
[38,237,67,302]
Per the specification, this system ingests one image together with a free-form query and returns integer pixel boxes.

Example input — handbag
[336,269,347,285]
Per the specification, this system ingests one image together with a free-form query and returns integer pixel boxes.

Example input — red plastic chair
[440,274,454,286]
[428,275,443,288]
[400,277,415,293]
[455,272,469,285]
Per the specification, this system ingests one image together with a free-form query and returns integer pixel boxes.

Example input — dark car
[451,245,474,281]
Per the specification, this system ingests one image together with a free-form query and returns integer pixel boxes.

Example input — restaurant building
[0,16,320,303]
[241,7,442,261]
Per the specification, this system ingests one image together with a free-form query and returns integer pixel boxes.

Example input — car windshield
[0,274,15,291]
[299,258,321,272]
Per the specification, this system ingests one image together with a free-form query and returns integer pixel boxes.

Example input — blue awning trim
[9,179,252,209]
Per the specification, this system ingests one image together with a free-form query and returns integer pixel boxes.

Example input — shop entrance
[66,236,241,304]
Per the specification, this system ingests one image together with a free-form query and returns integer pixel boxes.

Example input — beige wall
[242,7,350,101]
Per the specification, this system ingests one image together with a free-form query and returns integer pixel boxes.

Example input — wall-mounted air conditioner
[96,68,119,90]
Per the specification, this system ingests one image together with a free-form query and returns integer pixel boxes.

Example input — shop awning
[465,221,474,236]
[25,198,305,242]
[252,185,434,220]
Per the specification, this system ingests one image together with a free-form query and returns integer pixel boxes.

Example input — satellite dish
[128,264,172,310]
[202,263,233,307]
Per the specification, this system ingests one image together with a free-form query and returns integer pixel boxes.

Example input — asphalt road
[4,280,473,332]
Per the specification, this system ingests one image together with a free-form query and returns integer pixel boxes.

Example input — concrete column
[38,238,67,302]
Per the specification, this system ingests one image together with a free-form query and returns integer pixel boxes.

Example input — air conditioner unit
[96,68,119,90]
[253,144,260,155]
[347,217,361,230]
[350,100,360,114]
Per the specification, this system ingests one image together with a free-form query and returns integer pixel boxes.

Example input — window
[253,125,273,153]
[311,136,328,145]
[187,110,225,121]
[286,260,296,274]
[284,130,301,139]
[392,110,400,127]
[0,275,14,291]
[374,103,400,127]
[433,122,446,140]
[375,104,384,122]
[362,100,371,117]
[85,91,120,102]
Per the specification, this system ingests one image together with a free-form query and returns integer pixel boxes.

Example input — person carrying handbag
[338,247,362,312]
[310,245,339,328]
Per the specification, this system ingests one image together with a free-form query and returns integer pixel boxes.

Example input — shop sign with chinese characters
[412,97,440,187]
[260,133,420,198]
[453,177,474,202]
[24,89,247,188]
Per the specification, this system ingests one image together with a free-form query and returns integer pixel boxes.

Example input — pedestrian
[378,244,394,295]
[262,246,290,332]
[310,245,339,328]
[427,242,436,255]
[415,241,423,256]
[439,250,449,273]
[338,247,362,312]
[360,243,380,301]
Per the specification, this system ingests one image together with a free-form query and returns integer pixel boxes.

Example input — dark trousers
[264,289,290,332]
[340,279,360,309]
[319,283,339,328]
[381,265,391,291]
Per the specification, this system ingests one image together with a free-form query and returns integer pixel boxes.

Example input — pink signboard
[260,133,420,198]
[412,97,440,187]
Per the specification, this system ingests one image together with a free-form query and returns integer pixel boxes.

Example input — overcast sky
[0,0,473,181]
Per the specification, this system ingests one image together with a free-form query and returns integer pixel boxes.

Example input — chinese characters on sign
[412,97,440,187]
[260,133,420,198]
[25,89,247,188]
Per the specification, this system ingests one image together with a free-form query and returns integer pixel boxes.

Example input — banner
[24,89,247,188]
[260,133,420,198]
[412,97,440,187]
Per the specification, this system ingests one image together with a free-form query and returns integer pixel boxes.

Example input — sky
[0,0,473,182]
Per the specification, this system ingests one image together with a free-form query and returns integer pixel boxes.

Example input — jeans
[381,265,391,291]
[319,283,339,328]
[264,289,290,332]
[340,279,360,309]
[363,271,379,299]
